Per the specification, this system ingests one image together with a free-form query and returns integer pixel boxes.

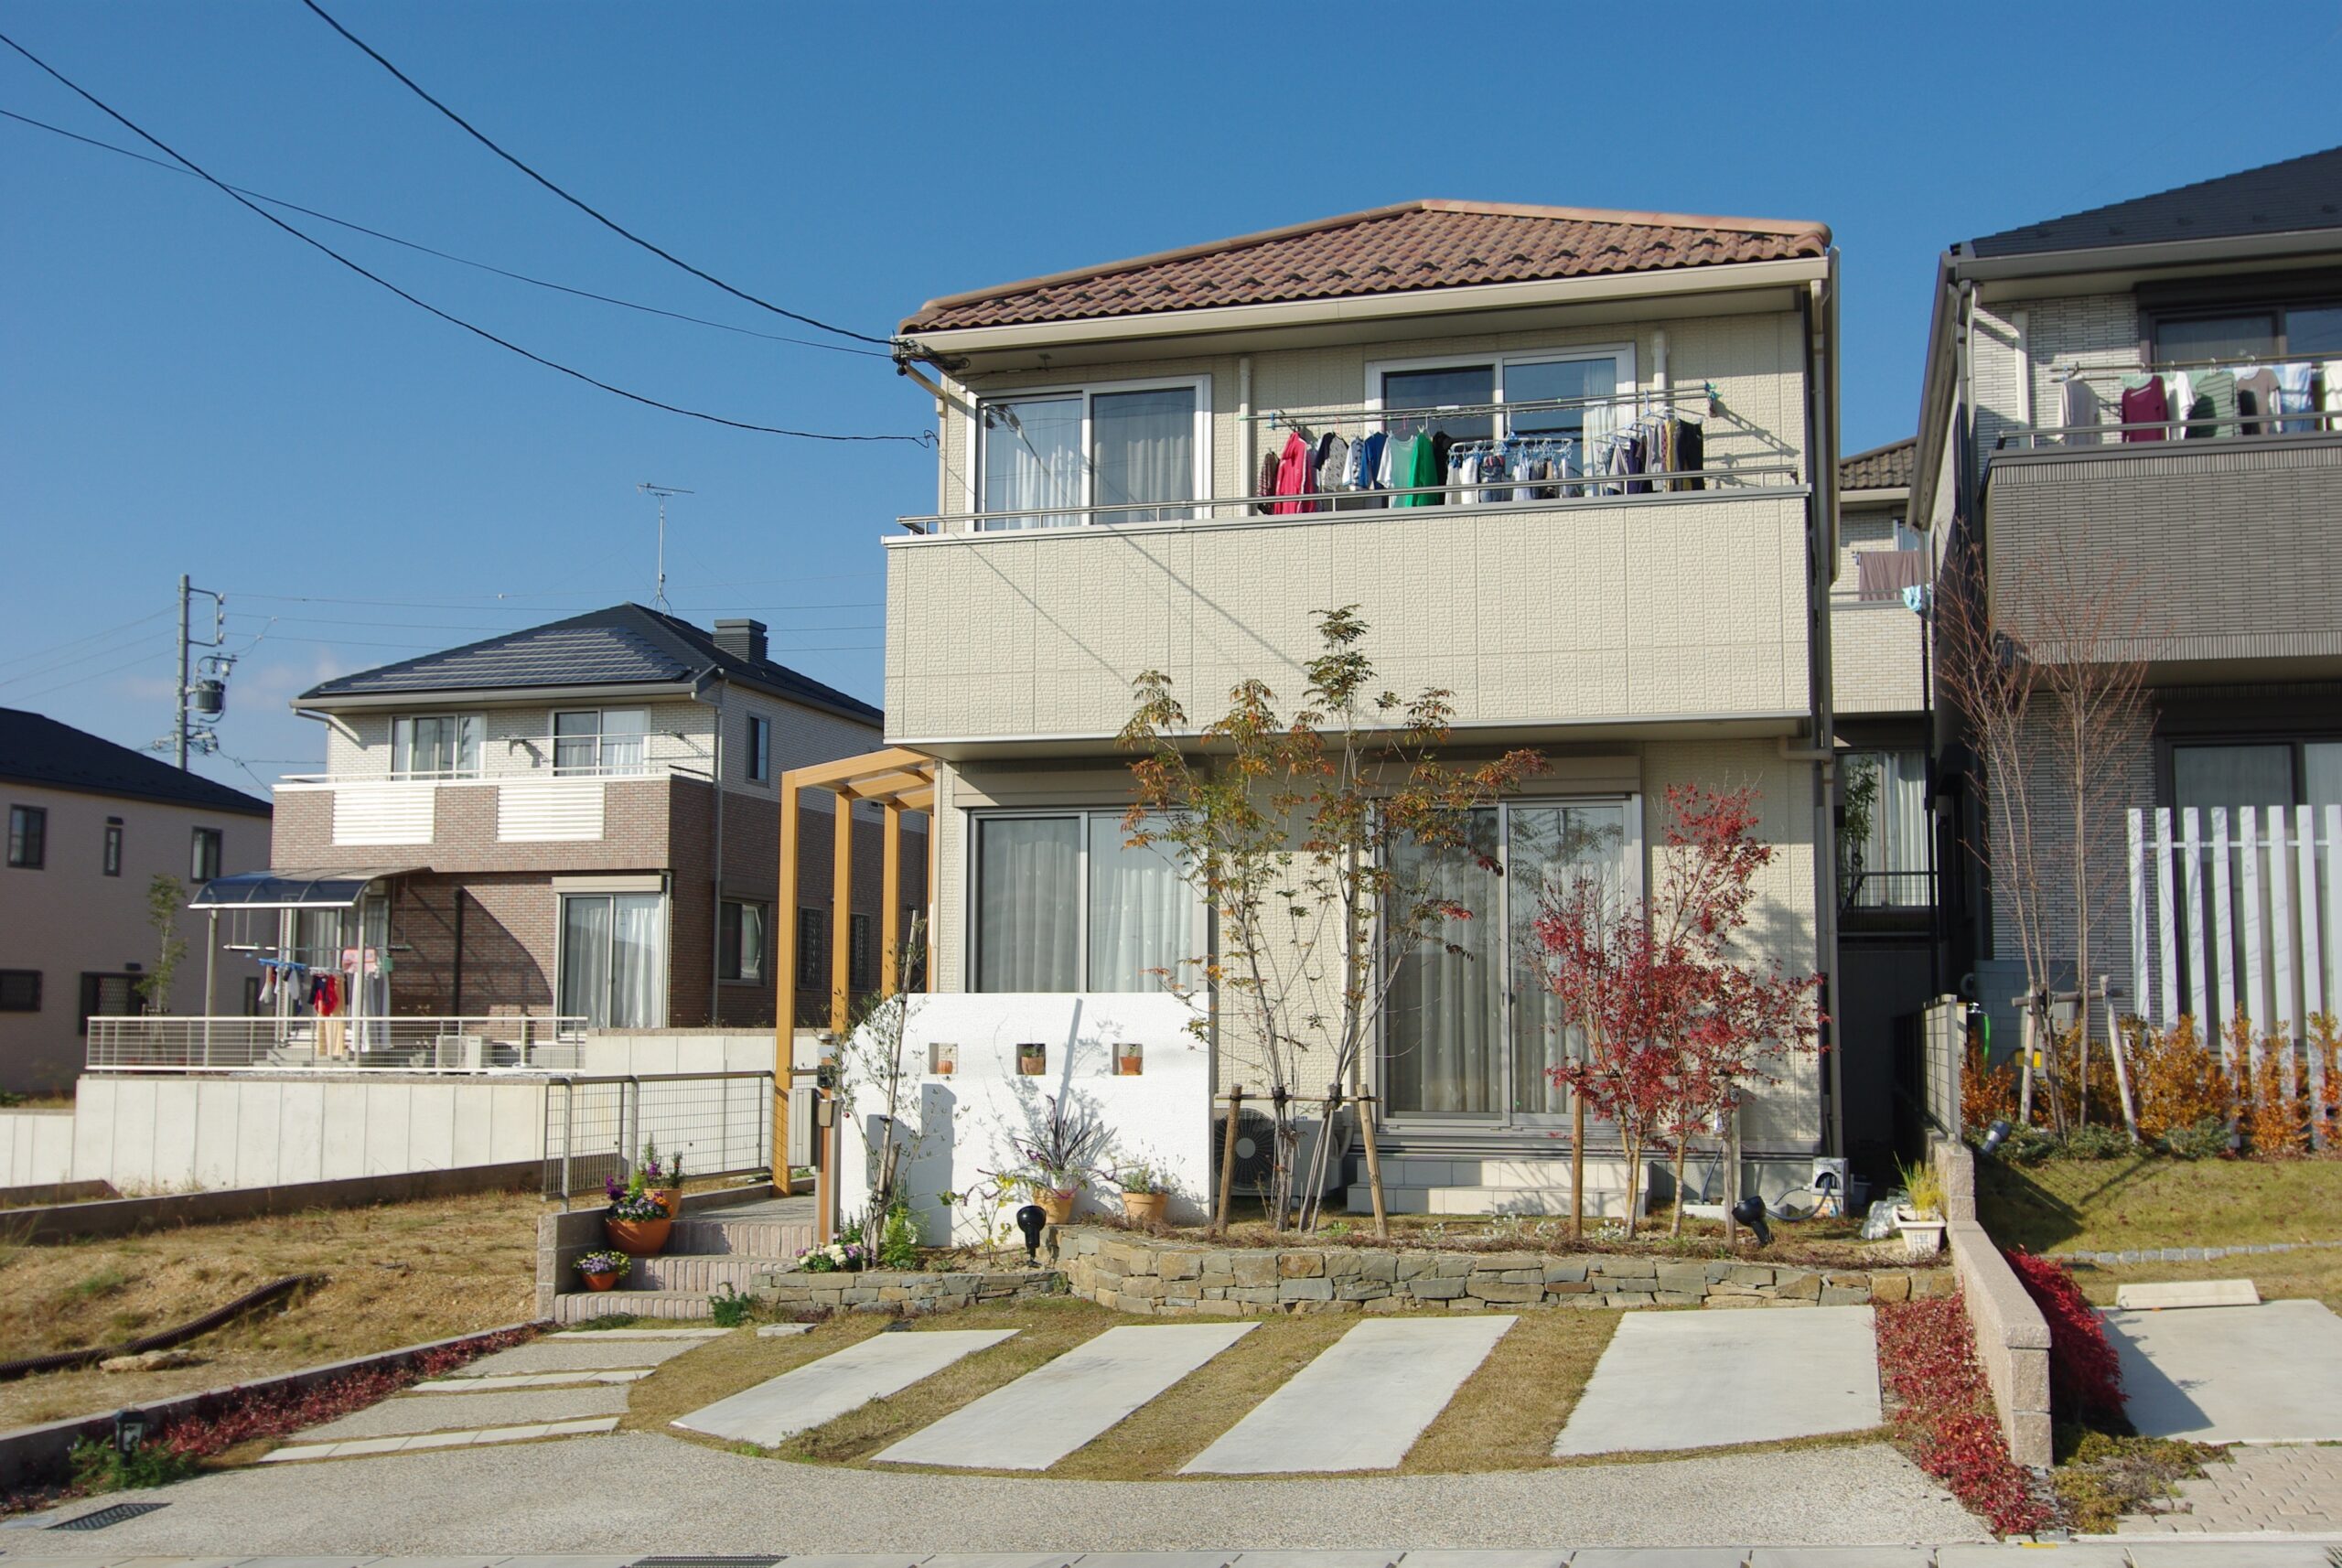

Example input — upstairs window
[391,714,480,779]
[103,820,123,876]
[976,380,1205,529]
[1839,750,1931,909]
[719,899,768,983]
[189,826,222,883]
[746,714,770,782]
[2154,303,2342,365]
[7,805,45,869]
[553,709,648,776]
[1372,349,1636,490]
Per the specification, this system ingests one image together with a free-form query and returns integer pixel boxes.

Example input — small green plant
[2158,1115,2231,1161]
[69,1435,199,1494]
[1115,1165,1161,1195]
[1897,1156,1947,1219]
[2051,1431,2224,1532]
[2061,1122,2133,1160]
[709,1283,756,1327]
[878,1202,921,1270]
[564,1312,643,1330]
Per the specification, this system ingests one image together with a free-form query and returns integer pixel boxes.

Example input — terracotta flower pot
[1034,1186,1076,1225]
[649,1189,681,1220]
[583,1269,623,1293]
[1018,1054,1046,1077]
[1120,1190,1167,1225]
[1116,1055,1144,1077]
[606,1216,672,1256]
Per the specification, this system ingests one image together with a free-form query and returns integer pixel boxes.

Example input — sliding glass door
[559,893,665,1028]
[1383,800,1634,1126]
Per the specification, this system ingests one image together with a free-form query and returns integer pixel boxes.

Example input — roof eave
[1952,225,2342,283]
[293,680,704,714]
[900,254,1833,356]
[1840,486,1913,504]
[0,769,272,818]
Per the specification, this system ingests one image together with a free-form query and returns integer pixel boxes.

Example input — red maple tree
[1532,785,1822,1237]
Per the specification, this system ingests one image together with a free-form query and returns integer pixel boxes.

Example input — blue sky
[4,1,2338,798]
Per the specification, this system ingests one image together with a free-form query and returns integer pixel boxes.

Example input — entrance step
[668,1216,816,1257]
[624,1253,790,1293]
[554,1289,721,1324]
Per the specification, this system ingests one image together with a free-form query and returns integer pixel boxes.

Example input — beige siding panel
[330,782,435,845]
[496,779,606,842]
[1833,601,1927,715]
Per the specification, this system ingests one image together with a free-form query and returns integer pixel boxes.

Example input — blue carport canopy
[188,866,416,910]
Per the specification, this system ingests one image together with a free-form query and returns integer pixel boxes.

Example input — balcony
[886,467,1814,746]
[86,1013,586,1073]
[1986,381,2342,679]
[272,754,708,867]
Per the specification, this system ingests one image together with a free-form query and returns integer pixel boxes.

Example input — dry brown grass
[0,1191,544,1430]
[1402,1306,1619,1472]
[2057,1246,2342,1314]
[618,1316,890,1437]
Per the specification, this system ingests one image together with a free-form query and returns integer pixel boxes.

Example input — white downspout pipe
[1238,354,1254,507]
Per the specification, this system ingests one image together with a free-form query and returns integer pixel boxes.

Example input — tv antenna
[637,482,693,612]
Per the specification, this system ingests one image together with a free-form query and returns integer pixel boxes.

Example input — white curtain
[975,817,1080,991]
[1091,388,1195,523]
[1386,811,1502,1115]
[1508,804,1627,1115]
[1087,814,1188,991]
[560,897,614,1027]
[982,395,1082,531]
[610,894,663,1027]
[1845,750,1929,908]
[737,903,767,984]
[601,709,648,775]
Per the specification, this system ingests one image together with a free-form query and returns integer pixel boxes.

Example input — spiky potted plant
[1011,1094,1108,1227]
[1116,1165,1167,1226]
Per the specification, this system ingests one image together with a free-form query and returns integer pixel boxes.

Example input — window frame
[0,970,39,1013]
[2143,292,2342,366]
[552,708,651,777]
[969,374,1213,530]
[102,819,123,877]
[849,911,876,993]
[745,713,770,783]
[718,897,769,984]
[1836,746,1934,911]
[1363,344,1640,461]
[964,806,1208,993]
[390,714,482,780]
[6,804,45,869]
[551,890,668,1029]
[2166,736,2342,813]
[795,907,829,988]
[78,971,140,1034]
[189,825,223,884]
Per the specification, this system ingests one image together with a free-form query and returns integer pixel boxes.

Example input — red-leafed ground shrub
[1875,1293,2051,1535]
[2004,1248,2126,1429]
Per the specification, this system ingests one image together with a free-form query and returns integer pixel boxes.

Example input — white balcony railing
[87,1014,588,1073]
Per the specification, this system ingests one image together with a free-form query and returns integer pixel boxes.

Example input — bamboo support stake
[1215,1087,1244,1233]
[1355,1092,1388,1237]
[1570,1095,1586,1240]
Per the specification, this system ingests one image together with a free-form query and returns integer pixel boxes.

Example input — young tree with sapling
[1532,785,1821,1239]
[136,874,188,1014]
[1121,606,1541,1234]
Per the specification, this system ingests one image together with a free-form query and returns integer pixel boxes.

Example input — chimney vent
[713,618,768,665]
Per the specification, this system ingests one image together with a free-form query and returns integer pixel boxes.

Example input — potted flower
[1116,1165,1167,1225]
[605,1171,674,1256]
[575,1250,630,1292]
[1010,1094,1108,1227]
[1894,1157,1947,1258]
[639,1139,683,1220]
[1114,1042,1144,1077]
[795,1237,870,1273]
[1016,1042,1047,1076]
[930,1041,957,1077]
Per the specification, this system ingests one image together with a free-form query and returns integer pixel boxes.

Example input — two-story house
[1,707,270,1092]
[1911,146,2342,1051]
[884,199,1845,1213]
[249,604,922,1037]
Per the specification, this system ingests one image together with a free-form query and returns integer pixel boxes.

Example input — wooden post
[924,803,939,989]
[1355,1092,1388,1238]
[774,772,801,1192]
[831,789,854,1035]
[880,799,903,997]
[1214,1087,1243,1233]
[1570,1095,1585,1240]
[2101,975,2141,1143]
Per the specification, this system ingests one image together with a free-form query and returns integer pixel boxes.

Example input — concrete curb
[0,1160,541,1243]
[1934,1139,2053,1468]
[0,1319,544,1496]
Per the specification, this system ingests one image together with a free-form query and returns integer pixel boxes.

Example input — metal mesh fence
[542,1071,774,1204]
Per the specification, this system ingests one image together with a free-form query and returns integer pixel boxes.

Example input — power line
[0,108,890,360]
[0,607,171,673]
[0,31,927,445]
[299,0,896,349]
[7,644,168,702]
[0,627,174,689]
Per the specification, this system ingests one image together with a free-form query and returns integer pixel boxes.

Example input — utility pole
[637,482,693,612]
[166,577,228,769]
[176,574,191,770]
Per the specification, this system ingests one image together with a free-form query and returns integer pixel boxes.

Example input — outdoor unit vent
[1214,1106,1278,1197]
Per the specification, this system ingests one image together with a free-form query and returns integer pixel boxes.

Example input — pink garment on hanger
[1271,431,1317,515]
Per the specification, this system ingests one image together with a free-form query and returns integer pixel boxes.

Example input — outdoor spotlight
[113,1407,145,1460]
[1730,1195,1772,1248]
[1981,1118,2013,1156]
[1015,1203,1047,1262]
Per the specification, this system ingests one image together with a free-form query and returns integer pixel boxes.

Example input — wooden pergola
[772,746,936,1233]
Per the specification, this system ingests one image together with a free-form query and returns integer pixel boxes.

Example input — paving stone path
[1182,1316,1515,1475]
[2101,1299,2342,1443]
[1553,1305,1882,1456]
[875,1322,1256,1470]
[671,1328,1017,1447]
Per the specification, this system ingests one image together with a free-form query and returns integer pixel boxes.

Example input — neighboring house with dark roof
[265,605,920,1034]
[886,199,1847,1212]
[0,708,270,1091]
[1909,145,2342,1054]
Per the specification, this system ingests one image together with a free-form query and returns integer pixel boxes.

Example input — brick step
[666,1217,815,1257]
[624,1253,788,1293]
[553,1289,717,1324]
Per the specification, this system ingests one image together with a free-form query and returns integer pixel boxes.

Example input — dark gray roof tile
[0,708,271,816]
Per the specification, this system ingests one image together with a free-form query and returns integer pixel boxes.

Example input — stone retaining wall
[751,1264,1060,1316]
[1933,1137,2054,1468]
[1058,1228,1947,1316]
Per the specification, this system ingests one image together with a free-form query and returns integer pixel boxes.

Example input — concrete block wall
[1935,1137,2053,1468]
[0,1108,74,1188]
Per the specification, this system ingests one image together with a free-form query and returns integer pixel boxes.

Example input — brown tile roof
[1840,436,1917,492]
[901,199,1831,334]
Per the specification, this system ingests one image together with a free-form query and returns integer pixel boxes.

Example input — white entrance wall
[836,993,1209,1247]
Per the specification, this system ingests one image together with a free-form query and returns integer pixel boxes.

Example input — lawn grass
[0,1190,544,1431]
[1976,1154,2342,1254]
[2055,1246,2342,1314]
[635,1298,1625,1480]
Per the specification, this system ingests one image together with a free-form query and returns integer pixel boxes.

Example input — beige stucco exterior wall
[0,782,270,1093]
[1832,500,1930,718]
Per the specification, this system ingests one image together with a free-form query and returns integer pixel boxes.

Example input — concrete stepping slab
[1748,1551,1934,1567]
[2114,1278,2261,1310]
[1568,1553,1755,1568]
[2115,1546,2342,1567]
[1181,1316,1514,1475]
[411,1369,650,1391]
[1232,1554,1401,1568]
[2102,1297,2342,1442]
[456,1336,705,1375]
[552,1326,729,1338]
[875,1323,1254,1470]
[1938,1548,2131,1566]
[1390,1554,1569,1568]
[670,1327,1015,1445]
[258,1415,618,1463]
[299,1384,629,1440]
[1553,1304,1880,1457]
